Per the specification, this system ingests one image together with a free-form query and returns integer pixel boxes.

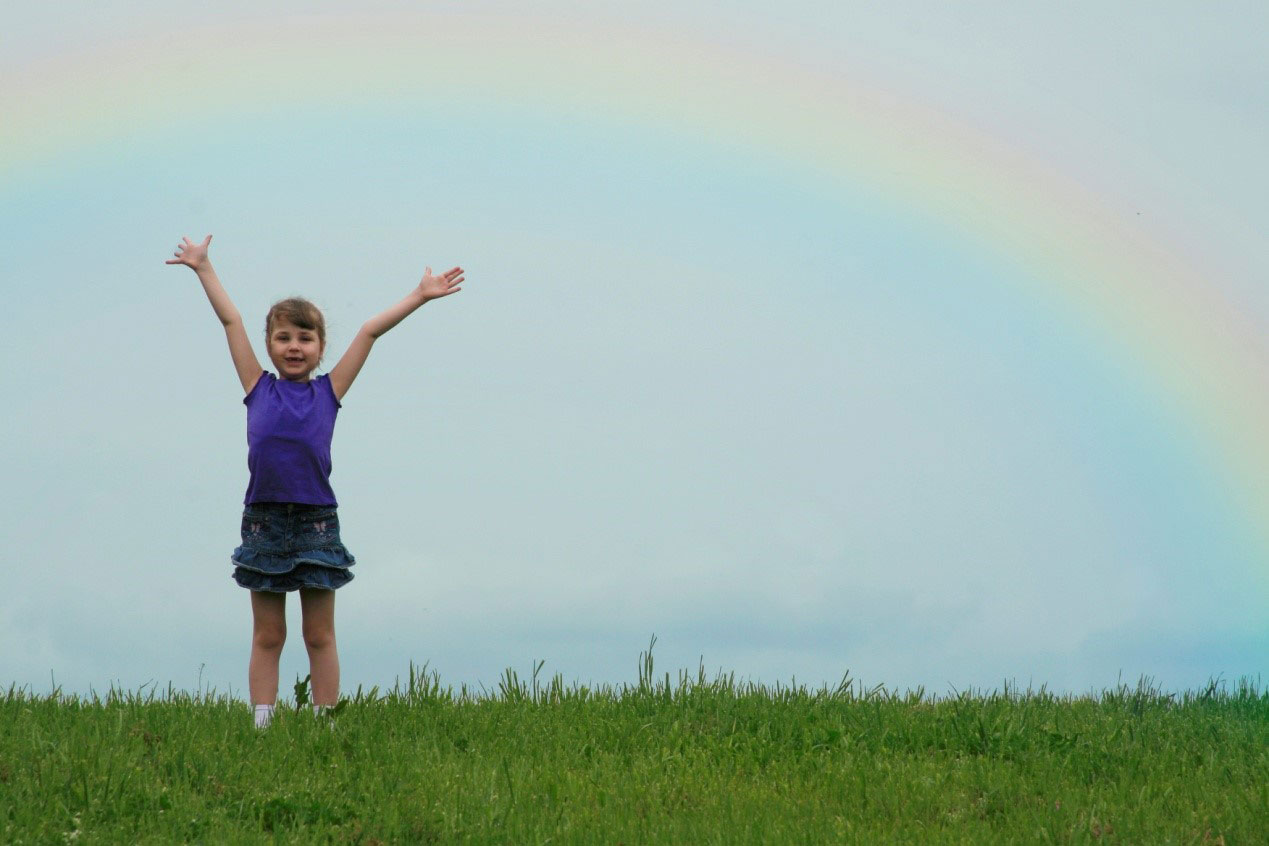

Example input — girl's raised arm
[328,265,464,402]
[166,234,264,395]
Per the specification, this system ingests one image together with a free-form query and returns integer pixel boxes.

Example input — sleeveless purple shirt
[243,371,341,506]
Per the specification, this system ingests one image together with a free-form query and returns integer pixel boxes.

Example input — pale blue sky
[2,2,1266,698]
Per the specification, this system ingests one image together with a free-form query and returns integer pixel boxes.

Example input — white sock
[254,704,275,729]
[313,704,328,717]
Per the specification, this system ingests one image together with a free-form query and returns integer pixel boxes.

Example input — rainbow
[5,13,1267,570]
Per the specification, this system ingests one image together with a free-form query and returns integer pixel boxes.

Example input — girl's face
[268,316,324,382]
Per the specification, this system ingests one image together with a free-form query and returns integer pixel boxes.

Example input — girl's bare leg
[249,591,287,704]
[300,588,339,705]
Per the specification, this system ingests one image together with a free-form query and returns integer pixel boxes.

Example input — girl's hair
[265,297,327,358]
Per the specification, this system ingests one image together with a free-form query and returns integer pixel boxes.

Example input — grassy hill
[3,647,1264,843]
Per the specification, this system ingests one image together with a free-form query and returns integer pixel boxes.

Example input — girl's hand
[166,234,212,270]
[417,265,464,301]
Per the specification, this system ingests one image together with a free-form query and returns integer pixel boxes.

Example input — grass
[2,639,1265,844]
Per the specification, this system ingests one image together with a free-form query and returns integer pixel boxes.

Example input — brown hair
[265,297,327,359]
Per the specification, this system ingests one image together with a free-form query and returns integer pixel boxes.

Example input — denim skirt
[231,502,356,592]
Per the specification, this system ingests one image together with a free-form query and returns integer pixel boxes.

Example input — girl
[167,234,464,728]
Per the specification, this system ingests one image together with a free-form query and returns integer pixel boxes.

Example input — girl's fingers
[202,234,212,245]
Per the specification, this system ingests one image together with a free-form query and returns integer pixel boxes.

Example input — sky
[2,1,1266,699]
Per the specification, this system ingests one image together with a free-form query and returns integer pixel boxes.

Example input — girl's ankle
[253,703,275,729]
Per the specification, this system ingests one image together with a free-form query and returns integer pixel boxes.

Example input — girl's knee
[253,626,286,652]
[302,626,335,652]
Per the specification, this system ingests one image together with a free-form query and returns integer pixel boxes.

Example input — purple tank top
[243,371,341,506]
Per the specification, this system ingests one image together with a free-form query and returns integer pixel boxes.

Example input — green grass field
[3,642,1265,844]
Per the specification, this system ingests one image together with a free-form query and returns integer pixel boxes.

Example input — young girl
[167,234,464,728]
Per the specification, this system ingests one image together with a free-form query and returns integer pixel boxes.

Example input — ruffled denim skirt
[232,502,355,592]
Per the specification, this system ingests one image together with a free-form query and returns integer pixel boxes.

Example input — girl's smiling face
[268,316,324,381]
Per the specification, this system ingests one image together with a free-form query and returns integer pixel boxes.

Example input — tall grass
[2,638,1265,843]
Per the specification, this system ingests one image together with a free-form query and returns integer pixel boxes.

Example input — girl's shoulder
[314,373,342,407]
[243,370,274,403]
